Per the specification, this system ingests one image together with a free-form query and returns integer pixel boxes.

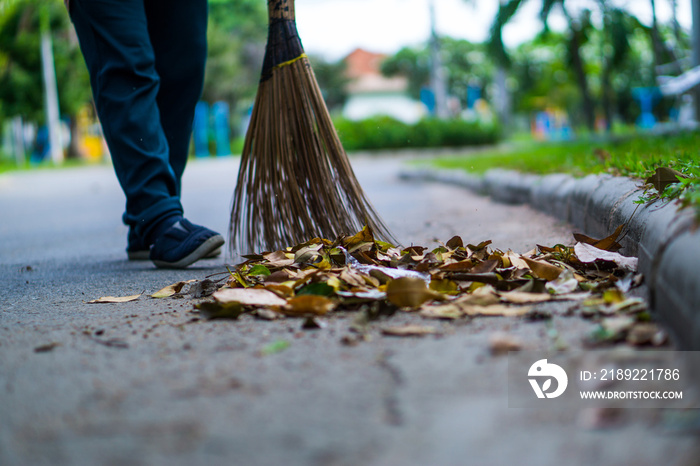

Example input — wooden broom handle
[268,0,295,21]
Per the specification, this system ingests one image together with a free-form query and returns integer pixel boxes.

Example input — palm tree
[489,0,596,131]
[596,2,639,131]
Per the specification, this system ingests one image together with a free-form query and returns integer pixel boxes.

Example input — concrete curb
[400,167,700,350]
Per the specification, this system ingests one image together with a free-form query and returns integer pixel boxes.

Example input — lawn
[431,129,700,218]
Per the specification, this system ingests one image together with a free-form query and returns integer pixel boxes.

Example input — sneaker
[127,227,223,261]
[149,219,225,269]
[127,230,151,261]
[128,249,152,261]
[128,244,222,260]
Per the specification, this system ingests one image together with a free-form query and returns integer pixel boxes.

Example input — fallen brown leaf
[283,295,335,316]
[152,280,196,298]
[88,294,141,304]
[381,324,438,337]
[499,291,552,304]
[489,332,522,355]
[419,303,464,320]
[573,224,624,252]
[521,257,563,281]
[34,342,60,353]
[463,304,532,317]
[213,288,287,307]
[301,316,327,329]
[574,243,638,272]
[626,323,668,346]
[645,166,687,193]
[195,301,244,319]
[151,225,660,351]
[386,277,443,308]
[254,309,281,320]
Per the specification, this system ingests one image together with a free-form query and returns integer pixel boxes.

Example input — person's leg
[145,0,208,195]
[69,0,182,246]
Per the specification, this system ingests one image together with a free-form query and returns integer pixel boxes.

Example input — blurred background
[0,0,698,169]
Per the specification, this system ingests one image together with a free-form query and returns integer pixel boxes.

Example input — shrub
[333,116,500,152]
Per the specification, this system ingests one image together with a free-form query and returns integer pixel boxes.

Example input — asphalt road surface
[1,155,697,466]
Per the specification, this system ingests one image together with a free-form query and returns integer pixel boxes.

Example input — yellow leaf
[602,288,626,304]
[386,277,443,308]
[263,284,294,298]
[521,257,563,281]
[462,304,532,317]
[325,276,342,291]
[499,291,551,304]
[419,304,464,319]
[489,332,522,355]
[467,282,487,293]
[151,280,195,298]
[283,295,336,316]
[314,259,333,270]
[381,324,438,337]
[500,255,512,268]
[343,226,376,254]
[87,294,141,304]
[429,278,459,294]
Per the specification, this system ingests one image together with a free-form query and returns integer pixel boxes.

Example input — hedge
[333,116,500,152]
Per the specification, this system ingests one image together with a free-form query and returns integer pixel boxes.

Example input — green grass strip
[431,130,700,219]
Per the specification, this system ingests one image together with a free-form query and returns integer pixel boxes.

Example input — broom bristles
[229,2,394,255]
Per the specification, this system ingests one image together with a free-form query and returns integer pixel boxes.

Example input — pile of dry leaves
[152,225,666,348]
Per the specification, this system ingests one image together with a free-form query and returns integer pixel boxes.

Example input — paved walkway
[0,156,697,465]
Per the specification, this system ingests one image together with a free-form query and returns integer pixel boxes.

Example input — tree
[598,0,634,130]
[489,0,596,130]
[381,46,430,102]
[381,38,494,111]
[201,0,267,135]
[0,0,91,157]
[508,32,579,115]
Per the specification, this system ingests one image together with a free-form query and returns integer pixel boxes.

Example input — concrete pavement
[401,166,700,351]
[1,156,698,466]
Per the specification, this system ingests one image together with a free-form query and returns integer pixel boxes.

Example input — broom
[229,0,394,255]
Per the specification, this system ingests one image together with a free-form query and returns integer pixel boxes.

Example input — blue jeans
[69,0,208,245]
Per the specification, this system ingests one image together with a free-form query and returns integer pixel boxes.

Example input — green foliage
[433,139,598,176]
[509,32,580,114]
[487,0,526,67]
[380,46,430,101]
[431,130,700,218]
[0,0,90,123]
[487,0,687,131]
[202,0,267,135]
[208,0,267,39]
[334,116,500,152]
[381,38,494,108]
[204,2,350,130]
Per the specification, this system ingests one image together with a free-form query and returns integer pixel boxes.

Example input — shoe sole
[128,246,223,261]
[127,250,151,261]
[151,235,225,269]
